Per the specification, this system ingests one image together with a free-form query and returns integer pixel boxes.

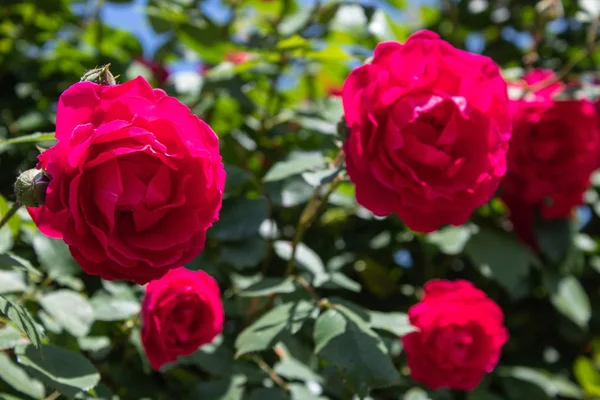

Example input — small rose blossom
[28,76,225,284]
[342,30,511,232]
[402,280,508,390]
[141,267,224,370]
[501,69,600,220]
[224,50,253,65]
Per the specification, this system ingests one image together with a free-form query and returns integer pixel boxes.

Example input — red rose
[28,76,225,284]
[402,280,508,390]
[141,267,224,370]
[342,30,511,232]
[501,69,600,219]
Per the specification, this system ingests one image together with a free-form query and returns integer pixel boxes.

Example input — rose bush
[27,76,225,284]
[402,279,508,390]
[502,69,600,221]
[141,267,224,370]
[342,30,511,232]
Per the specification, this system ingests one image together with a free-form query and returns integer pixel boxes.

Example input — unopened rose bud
[81,64,116,85]
[535,0,564,21]
[14,169,50,207]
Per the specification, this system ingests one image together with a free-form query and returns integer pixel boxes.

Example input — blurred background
[1,1,600,399]
[1,0,598,200]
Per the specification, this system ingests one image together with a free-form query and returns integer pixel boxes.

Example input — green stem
[44,391,61,400]
[285,154,345,277]
[0,201,21,231]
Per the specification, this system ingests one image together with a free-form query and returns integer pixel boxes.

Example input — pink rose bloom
[403,280,508,390]
[342,30,511,232]
[28,76,225,284]
[141,267,224,370]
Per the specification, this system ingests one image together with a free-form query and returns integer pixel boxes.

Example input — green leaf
[220,237,267,270]
[404,388,432,400]
[274,356,323,383]
[322,272,361,293]
[235,301,315,358]
[77,336,111,353]
[289,384,327,400]
[534,217,573,264]
[499,366,583,399]
[0,296,44,349]
[0,270,26,294]
[0,253,42,276]
[247,388,287,400]
[0,325,26,350]
[239,277,297,297]
[189,376,245,400]
[33,235,80,278]
[15,344,101,399]
[368,311,417,337]
[40,290,94,337]
[0,132,55,145]
[273,241,328,286]
[263,153,326,182]
[426,225,473,255]
[0,353,45,398]
[550,276,591,328]
[224,165,253,195]
[574,356,600,396]
[209,198,268,241]
[0,196,20,236]
[90,293,140,321]
[465,225,539,293]
[313,305,400,393]
[0,210,14,254]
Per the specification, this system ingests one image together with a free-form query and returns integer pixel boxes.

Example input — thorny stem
[0,201,21,231]
[285,152,345,277]
[252,355,288,391]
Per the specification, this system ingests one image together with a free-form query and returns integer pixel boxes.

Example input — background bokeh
[1,0,600,399]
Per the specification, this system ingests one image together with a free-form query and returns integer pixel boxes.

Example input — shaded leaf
[33,235,80,278]
[0,325,26,351]
[209,198,268,241]
[0,270,26,294]
[15,344,101,399]
[0,253,41,276]
[465,225,539,292]
[235,301,315,358]
[247,388,287,400]
[550,276,591,328]
[499,366,583,399]
[264,153,326,182]
[189,376,245,400]
[90,294,140,322]
[0,296,44,349]
[313,305,400,393]
[239,277,297,297]
[0,352,45,398]
[369,311,417,337]
[220,237,267,270]
[273,241,328,286]
[40,290,94,337]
